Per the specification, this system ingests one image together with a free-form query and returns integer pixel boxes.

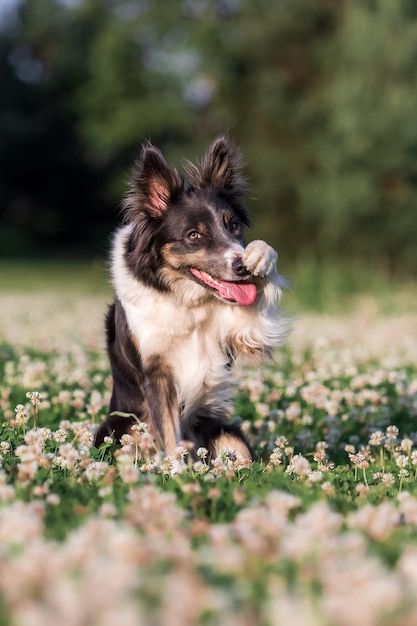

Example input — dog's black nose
[232,256,249,277]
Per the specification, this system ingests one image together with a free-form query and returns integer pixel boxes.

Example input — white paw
[242,240,278,277]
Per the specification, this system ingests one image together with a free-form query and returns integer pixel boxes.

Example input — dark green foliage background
[1,0,417,275]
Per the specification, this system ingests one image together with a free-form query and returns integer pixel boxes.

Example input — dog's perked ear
[199,136,243,190]
[124,143,183,219]
[185,135,250,224]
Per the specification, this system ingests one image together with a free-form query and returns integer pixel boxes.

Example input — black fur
[94,136,280,460]
[95,300,146,444]
[95,297,252,456]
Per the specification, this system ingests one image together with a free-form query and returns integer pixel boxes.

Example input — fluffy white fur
[111,224,287,450]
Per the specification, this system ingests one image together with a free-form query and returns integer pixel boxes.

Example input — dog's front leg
[242,239,278,280]
[143,355,179,456]
[226,240,284,360]
[242,238,283,308]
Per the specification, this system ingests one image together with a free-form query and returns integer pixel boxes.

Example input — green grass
[1,257,416,313]
[0,259,111,294]
[0,260,416,624]
[0,337,416,624]
[284,257,417,313]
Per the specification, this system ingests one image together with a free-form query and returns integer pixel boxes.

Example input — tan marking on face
[196,222,210,236]
[161,243,209,270]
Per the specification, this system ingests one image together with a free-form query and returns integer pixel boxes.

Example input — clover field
[0,265,417,626]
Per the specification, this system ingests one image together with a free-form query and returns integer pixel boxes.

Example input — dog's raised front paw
[242,240,278,277]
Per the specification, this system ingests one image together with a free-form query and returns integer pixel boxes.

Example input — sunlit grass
[0,259,416,625]
[1,258,416,313]
[0,260,111,294]
[285,257,417,314]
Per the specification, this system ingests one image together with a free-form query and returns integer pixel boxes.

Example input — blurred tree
[0,0,108,256]
[299,0,417,273]
[74,0,195,197]
[180,0,339,258]
[0,0,416,275]
[72,0,339,254]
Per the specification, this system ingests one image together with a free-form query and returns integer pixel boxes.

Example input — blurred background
[0,0,416,307]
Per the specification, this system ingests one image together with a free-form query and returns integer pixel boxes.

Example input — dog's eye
[187,230,201,240]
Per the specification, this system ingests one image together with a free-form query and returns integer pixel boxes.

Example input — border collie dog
[95,136,286,460]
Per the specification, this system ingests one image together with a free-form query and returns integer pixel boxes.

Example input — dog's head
[122,136,257,306]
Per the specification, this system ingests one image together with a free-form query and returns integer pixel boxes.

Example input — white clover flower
[119,463,139,484]
[286,454,310,477]
[321,481,335,496]
[349,453,369,470]
[58,443,81,471]
[130,421,148,433]
[181,482,201,495]
[275,436,288,448]
[386,425,399,440]
[53,429,67,443]
[0,442,11,455]
[173,446,188,461]
[268,448,283,467]
[285,403,301,421]
[192,461,209,474]
[396,455,409,470]
[71,389,86,409]
[400,438,413,453]
[120,434,134,447]
[369,431,385,446]
[356,483,370,497]
[381,473,395,486]
[85,461,109,482]
[196,447,208,459]
[99,502,117,518]
[14,404,29,426]
[220,449,238,463]
[313,449,326,463]
[140,460,155,473]
[207,487,221,500]
[0,483,15,501]
[26,391,42,407]
[53,390,71,405]
[46,493,60,505]
[24,429,45,450]
[86,390,104,416]
[79,431,94,448]
[38,428,52,441]
[308,470,323,483]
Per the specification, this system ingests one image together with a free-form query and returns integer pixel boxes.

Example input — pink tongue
[190,268,257,306]
[217,281,257,305]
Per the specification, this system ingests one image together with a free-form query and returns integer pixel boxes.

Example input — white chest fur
[111,226,235,419]
[122,294,233,417]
